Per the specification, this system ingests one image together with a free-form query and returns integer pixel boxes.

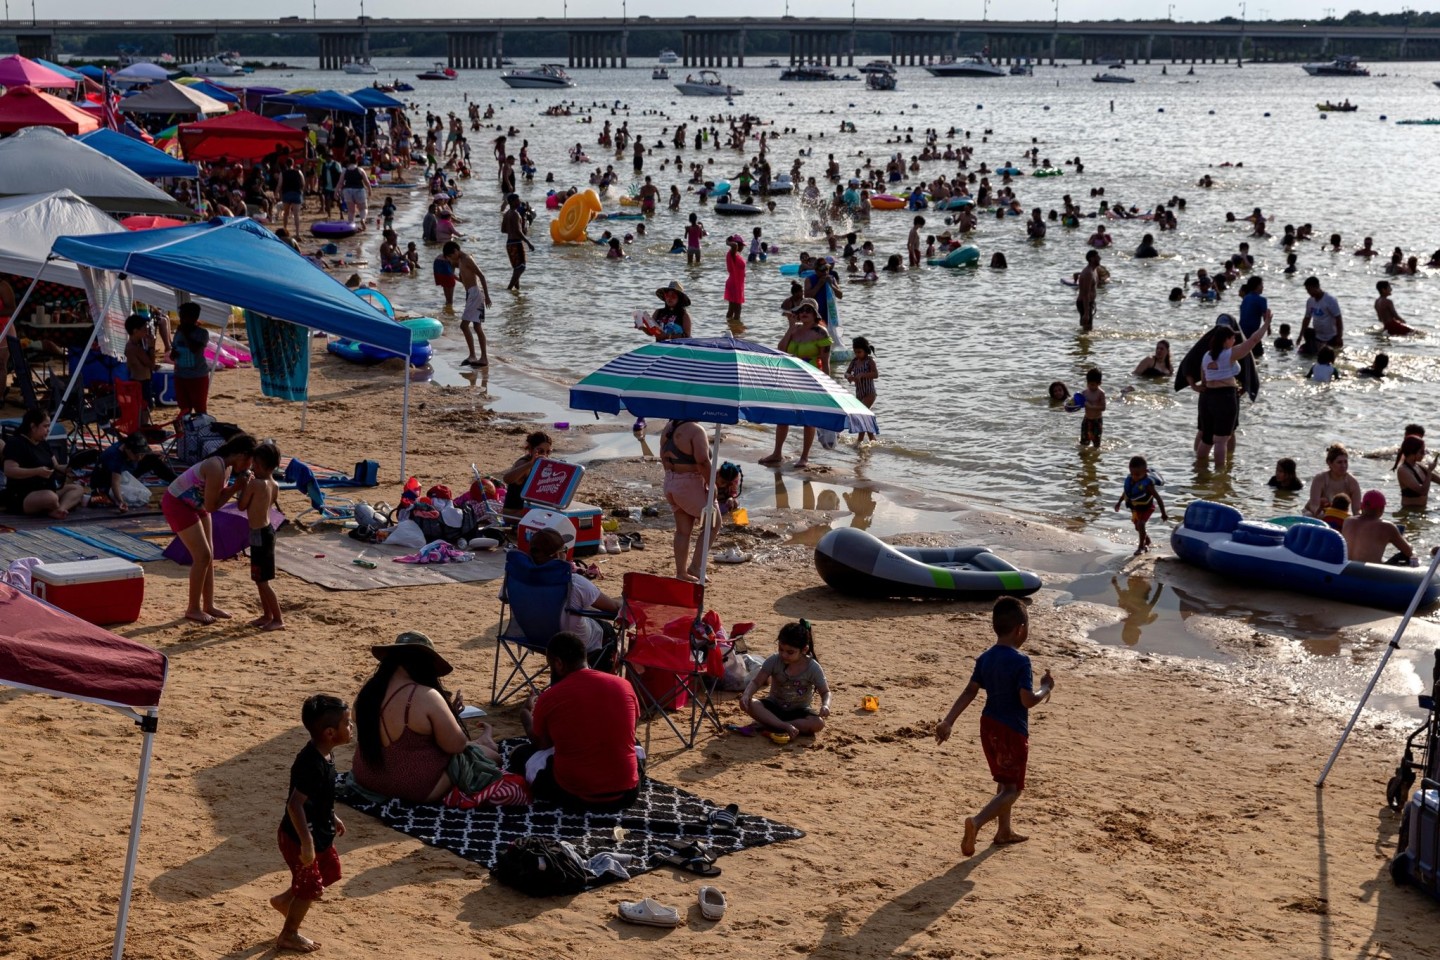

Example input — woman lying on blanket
[352,632,530,808]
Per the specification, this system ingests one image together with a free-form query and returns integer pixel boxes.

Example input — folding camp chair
[111,379,176,448]
[617,572,725,749]
[491,548,616,706]
[284,457,356,523]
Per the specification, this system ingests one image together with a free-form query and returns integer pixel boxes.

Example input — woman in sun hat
[724,235,747,330]
[351,632,521,806]
[651,280,692,341]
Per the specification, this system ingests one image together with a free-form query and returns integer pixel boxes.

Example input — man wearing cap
[1342,491,1417,565]
[500,193,531,293]
[517,631,643,812]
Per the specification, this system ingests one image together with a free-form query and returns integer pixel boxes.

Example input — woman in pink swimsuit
[161,433,256,624]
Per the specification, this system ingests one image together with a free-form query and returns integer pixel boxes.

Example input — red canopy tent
[0,84,101,135]
[0,582,168,960]
[177,110,306,162]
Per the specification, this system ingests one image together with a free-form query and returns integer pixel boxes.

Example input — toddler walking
[1114,455,1167,555]
[844,336,878,444]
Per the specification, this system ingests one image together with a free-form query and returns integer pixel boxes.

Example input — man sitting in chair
[515,631,644,812]
[529,528,621,670]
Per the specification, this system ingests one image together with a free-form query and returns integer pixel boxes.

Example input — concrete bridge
[7,17,1440,70]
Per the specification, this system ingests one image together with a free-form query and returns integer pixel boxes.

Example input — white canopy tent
[0,126,193,218]
[117,80,228,116]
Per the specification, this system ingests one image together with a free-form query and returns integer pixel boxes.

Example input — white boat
[675,69,743,97]
[1094,56,1124,67]
[858,59,896,75]
[925,54,1007,78]
[780,62,838,81]
[652,67,669,80]
[1301,55,1370,77]
[416,62,458,81]
[500,63,575,89]
[184,55,246,77]
[766,59,781,69]
[657,48,679,65]
[866,71,897,91]
[1093,72,1135,84]
[342,59,378,75]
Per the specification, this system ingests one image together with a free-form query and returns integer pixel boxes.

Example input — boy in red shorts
[934,597,1054,857]
[272,694,351,953]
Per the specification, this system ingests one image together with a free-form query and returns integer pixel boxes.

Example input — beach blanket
[339,740,804,888]
[244,309,310,402]
[271,527,506,590]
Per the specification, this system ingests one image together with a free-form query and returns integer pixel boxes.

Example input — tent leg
[112,710,158,960]
[400,364,410,478]
[48,281,118,442]
[1316,549,1440,787]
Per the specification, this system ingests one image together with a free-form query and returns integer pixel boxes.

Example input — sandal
[663,838,718,862]
[661,852,722,877]
[618,898,681,928]
[724,723,758,737]
[698,886,727,922]
[707,803,740,830]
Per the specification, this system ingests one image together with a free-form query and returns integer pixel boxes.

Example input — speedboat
[866,71,897,91]
[500,63,575,89]
[858,59,896,75]
[925,54,1006,78]
[392,80,414,92]
[417,63,458,81]
[652,67,669,80]
[1301,55,1370,77]
[675,69,743,97]
[657,48,679,65]
[780,62,838,81]
[1093,72,1135,84]
[1009,59,1034,76]
[184,55,246,77]
[766,59,781,69]
[343,59,378,75]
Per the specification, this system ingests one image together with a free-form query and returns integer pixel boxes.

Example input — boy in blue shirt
[935,597,1054,857]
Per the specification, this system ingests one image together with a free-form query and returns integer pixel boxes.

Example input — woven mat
[340,740,805,888]
[272,527,506,590]
[55,525,166,562]
[0,528,105,566]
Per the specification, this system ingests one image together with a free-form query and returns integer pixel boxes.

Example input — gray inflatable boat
[814,527,1043,600]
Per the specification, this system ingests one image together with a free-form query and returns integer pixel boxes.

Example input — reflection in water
[844,486,878,530]
[816,489,841,512]
[1112,574,1164,647]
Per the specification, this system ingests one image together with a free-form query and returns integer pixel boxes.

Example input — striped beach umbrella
[569,336,878,435]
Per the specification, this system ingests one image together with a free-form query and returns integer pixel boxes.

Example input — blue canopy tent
[75,64,107,81]
[48,217,418,470]
[35,58,86,83]
[294,90,366,115]
[185,80,240,105]
[348,87,404,110]
[77,128,199,179]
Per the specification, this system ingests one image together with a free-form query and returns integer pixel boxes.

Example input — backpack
[490,837,588,897]
[175,414,241,466]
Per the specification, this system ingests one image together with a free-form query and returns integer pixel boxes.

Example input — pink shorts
[664,471,709,520]
[161,490,206,534]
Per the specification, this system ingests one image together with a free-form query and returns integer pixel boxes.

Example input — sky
[23,2,1427,24]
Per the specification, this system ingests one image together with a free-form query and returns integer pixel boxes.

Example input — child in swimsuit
[1115,456,1167,555]
[1322,493,1351,531]
[845,336,878,444]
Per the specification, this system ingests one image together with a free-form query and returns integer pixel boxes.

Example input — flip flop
[663,838,718,862]
[618,898,681,928]
[724,723,758,737]
[708,803,740,830]
[661,852,722,877]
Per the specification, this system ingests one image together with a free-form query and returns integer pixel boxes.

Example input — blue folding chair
[284,457,355,524]
[491,549,615,706]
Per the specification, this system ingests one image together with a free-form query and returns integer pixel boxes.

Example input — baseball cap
[1361,490,1386,511]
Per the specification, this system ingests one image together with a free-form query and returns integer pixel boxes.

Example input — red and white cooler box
[517,503,604,560]
[31,557,146,625]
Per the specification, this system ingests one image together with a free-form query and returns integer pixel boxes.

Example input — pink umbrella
[120,215,186,231]
[0,54,78,91]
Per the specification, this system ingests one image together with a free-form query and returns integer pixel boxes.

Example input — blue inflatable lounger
[1170,500,1440,613]
[814,527,1042,601]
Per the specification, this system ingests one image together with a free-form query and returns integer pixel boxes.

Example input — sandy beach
[2,352,1436,960]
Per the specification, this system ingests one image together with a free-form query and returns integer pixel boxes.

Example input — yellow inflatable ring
[549,189,603,244]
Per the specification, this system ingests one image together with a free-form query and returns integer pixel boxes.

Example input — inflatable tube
[326,339,382,365]
[1032,168,1064,178]
[710,181,731,196]
[618,195,641,207]
[927,244,981,268]
[311,221,359,238]
[932,196,974,210]
[203,343,250,368]
[994,166,1024,176]
[549,189,603,244]
[355,339,433,367]
[598,212,646,221]
[769,175,795,194]
[400,316,444,342]
[870,194,905,210]
[779,263,802,276]
[714,201,762,216]
[1171,500,1440,612]
[814,527,1043,600]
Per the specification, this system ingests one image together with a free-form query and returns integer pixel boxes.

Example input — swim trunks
[1080,416,1102,446]
[980,714,1029,790]
[250,526,276,583]
[461,285,484,326]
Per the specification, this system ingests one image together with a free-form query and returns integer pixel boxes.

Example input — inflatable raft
[1171,500,1440,612]
[814,527,1043,600]
[715,200,761,216]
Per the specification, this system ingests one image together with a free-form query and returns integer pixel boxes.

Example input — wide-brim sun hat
[795,298,820,314]
[655,280,691,308]
[370,631,454,677]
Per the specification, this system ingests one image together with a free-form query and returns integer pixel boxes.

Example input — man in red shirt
[517,631,642,812]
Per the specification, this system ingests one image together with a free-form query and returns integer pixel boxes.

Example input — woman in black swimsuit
[1133,340,1172,378]
[1394,435,1437,509]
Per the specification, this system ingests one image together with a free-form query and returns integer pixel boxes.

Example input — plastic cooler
[516,502,603,559]
[31,557,145,625]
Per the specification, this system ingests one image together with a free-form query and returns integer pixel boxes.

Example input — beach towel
[244,309,310,402]
[339,738,804,889]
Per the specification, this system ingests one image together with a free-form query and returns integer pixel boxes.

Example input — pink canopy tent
[0,84,100,134]
[0,53,78,91]
[0,583,168,960]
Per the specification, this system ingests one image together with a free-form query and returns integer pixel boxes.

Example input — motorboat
[1093,72,1135,84]
[1317,100,1358,112]
[780,62,838,81]
[1009,59,1034,76]
[866,71,897,91]
[184,55,246,77]
[500,63,574,89]
[416,63,458,81]
[1301,55,1370,77]
[858,59,896,75]
[1094,56,1124,67]
[675,69,743,97]
[766,59,781,69]
[925,54,1006,78]
[657,48,679,65]
[392,80,415,92]
[343,59,378,75]
[652,67,669,80]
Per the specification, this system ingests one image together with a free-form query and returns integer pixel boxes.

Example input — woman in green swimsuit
[760,299,832,470]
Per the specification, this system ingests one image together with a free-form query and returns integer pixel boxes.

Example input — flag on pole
[101,70,119,131]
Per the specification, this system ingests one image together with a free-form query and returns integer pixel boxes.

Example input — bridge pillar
[738,30,746,67]
[888,32,896,65]
[15,33,53,61]
[791,32,799,67]
[1145,34,1153,64]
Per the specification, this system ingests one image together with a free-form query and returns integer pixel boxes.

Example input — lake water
[240,57,1440,550]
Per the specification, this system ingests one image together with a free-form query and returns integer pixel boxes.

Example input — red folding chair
[617,572,726,749]
[112,379,176,449]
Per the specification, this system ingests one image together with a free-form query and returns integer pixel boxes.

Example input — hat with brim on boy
[795,298,820,315]
[370,631,454,677]
[655,280,691,308]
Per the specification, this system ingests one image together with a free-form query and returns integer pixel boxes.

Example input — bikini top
[662,421,698,466]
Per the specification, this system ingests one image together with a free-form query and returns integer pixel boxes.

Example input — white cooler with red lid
[31,557,146,625]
